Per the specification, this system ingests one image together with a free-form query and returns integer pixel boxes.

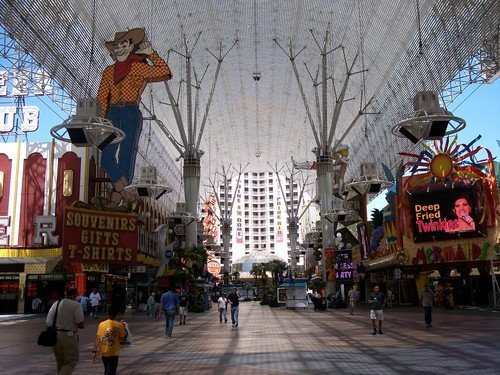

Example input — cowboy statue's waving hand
[136,39,153,56]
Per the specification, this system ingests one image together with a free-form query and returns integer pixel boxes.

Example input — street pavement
[0,302,499,374]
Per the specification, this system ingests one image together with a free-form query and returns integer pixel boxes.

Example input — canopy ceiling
[0,0,499,206]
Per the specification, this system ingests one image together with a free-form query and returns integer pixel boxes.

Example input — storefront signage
[0,214,60,246]
[411,241,490,265]
[207,260,221,276]
[335,251,354,280]
[118,265,147,274]
[40,274,71,281]
[0,275,19,281]
[62,207,138,264]
[33,215,59,245]
[0,216,10,245]
[81,263,109,273]
[407,181,486,243]
[173,225,185,236]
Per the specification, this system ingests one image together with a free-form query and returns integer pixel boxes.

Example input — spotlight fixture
[391,91,465,144]
[124,166,172,200]
[346,163,392,195]
[50,99,125,150]
[322,196,361,224]
[252,72,261,81]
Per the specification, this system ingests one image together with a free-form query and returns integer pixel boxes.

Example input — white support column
[183,153,201,250]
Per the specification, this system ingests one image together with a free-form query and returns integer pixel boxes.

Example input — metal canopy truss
[0,28,75,114]
[0,0,499,197]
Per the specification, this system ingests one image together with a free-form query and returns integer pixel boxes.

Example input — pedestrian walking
[368,285,386,335]
[227,287,241,327]
[387,287,394,308]
[79,294,89,317]
[420,284,435,327]
[32,295,42,313]
[160,287,179,339]
[89,288,101,319]
[348,286,359,315]
[218,292,228,323]
[91,305,127,375]
[45,287,85,374]
[147,292,156,317]
[178,290,189,325]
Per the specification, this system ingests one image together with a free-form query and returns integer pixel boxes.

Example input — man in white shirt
[32,296,42,312]
[89,288,101,319]
[46,287,84,374]
[217,293,228,323]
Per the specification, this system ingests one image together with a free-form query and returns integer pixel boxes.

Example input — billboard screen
[407,180,486,242]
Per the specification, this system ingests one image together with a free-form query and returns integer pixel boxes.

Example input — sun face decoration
[429,153,454,178]
[400,135,493,185]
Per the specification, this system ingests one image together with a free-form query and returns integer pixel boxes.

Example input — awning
[364,251,408,272]
[0,248,62,264]
[279,281,308,288]
[137,253,161,267]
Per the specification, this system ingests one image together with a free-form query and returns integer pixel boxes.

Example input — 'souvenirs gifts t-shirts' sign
[62,207,138,264]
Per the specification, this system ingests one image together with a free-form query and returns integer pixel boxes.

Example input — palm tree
[250,263,267,298]
[222,271,230,284]
[263,260,287,307]
[370,208,384,229]
[370,208,385,252]
[266,260,287,285]
[183,244,208,278]
[231,270,240,282]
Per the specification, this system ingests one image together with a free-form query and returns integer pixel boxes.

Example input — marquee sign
[407,180,487,242]
[62,207,138,264]
[207,260,221,276]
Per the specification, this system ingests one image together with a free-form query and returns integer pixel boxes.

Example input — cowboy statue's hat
[105,28,145,51]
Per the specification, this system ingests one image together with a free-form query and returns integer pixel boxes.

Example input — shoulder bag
[37,300,61,347]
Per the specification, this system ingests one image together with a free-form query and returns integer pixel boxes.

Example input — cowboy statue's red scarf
[113,54,147,85]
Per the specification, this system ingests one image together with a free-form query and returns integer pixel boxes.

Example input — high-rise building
[216,171,317,270]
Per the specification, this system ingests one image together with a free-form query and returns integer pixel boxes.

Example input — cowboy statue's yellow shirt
[97,319,127,357]
[97,51,171,117]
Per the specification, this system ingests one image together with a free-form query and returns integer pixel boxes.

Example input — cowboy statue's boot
[112,176,139,204]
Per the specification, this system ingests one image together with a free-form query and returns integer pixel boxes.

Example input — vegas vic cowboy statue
[97,28,172,205]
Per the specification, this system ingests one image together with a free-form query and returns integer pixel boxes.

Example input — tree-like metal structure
[269,162,315,270]
[155,34,237,249]
[275,28,374,291]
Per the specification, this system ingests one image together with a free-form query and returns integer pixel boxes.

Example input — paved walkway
[1,302,499,374]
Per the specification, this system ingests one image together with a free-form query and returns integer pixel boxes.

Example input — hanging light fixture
[391,91,466,144]
[322,196,361,224]
[50,101,125,150]
[124,166,172,200]
[345,162,392,195]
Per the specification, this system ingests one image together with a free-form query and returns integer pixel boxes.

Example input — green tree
[309,277,326,292]
[183,244,208,278]
[250,263,268,302]
[222,271,230,284]
[266,260,287,285]
[231,270,240,282]
[370,208,384,229]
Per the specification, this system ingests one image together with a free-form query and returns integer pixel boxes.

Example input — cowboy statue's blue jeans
[101,105,142,184]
